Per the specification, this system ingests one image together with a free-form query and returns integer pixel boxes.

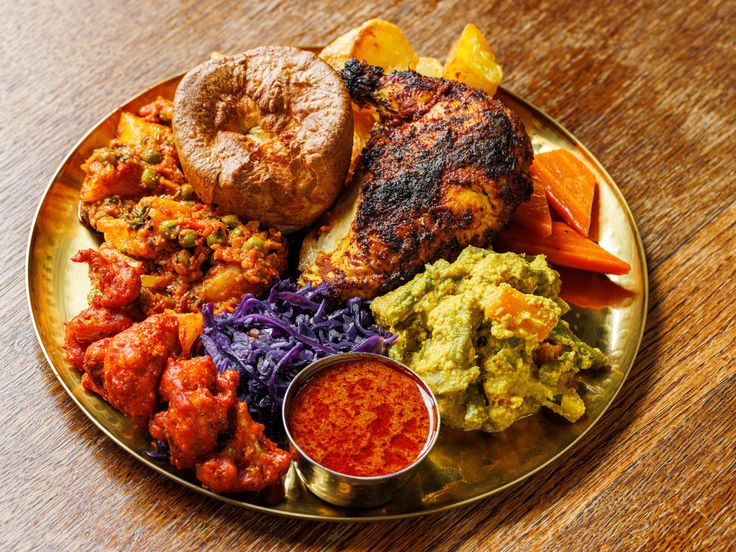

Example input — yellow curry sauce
[371,245,607,432]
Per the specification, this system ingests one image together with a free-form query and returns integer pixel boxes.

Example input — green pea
[178,229,199,248]
[87,288,103,303]
[221,215,240,228]
[180,183,195,200]
[160,106,173,123]
[158,220,178,239]
[141,167,158,187]
[175,249,191,266]
[245,235,265,250]
[142,149,163,164]
[206,231,225,247]
[98,150,117,165]
[230,226,244,238]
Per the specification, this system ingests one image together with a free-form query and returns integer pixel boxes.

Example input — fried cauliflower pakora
[82,313,180,427]
[63,306,135,370]
[196,402,294,494]
[149,356,239,470]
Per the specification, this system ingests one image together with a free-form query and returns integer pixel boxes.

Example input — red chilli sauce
[288,359,433,477]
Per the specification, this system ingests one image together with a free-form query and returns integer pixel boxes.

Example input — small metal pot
[282,352,440,508]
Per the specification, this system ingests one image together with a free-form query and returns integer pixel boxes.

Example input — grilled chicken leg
[299,60,533,300]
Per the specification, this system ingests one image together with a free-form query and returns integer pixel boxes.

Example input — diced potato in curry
[78,99,289,316]
[116,111,169,146]
[174,312,204,355]
[79,109,184,206]
[97,215,155,258]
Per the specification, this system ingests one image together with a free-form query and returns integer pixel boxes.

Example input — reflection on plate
[25,71,647,521]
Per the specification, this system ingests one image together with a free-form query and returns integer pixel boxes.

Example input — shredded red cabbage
[201,280,396,436]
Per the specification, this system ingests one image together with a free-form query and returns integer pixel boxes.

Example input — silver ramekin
[282,352,440,508]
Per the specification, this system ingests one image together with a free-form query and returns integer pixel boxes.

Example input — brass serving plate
[26,69,647,521]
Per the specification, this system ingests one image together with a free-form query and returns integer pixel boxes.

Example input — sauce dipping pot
[282,352,440,508]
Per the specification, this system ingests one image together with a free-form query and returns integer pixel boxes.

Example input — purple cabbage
[200,280,396,436]
[143,440,170,462]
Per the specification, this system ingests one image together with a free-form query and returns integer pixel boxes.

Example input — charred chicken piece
[299,60,533,300]
[195,401,293,494]
[149,356,239,470]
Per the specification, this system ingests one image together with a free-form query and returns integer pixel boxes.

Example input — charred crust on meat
[310,63,534,300]
[352,70,532,265]
[340,59,384,106]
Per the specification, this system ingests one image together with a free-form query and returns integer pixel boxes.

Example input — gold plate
[25,71,647,521]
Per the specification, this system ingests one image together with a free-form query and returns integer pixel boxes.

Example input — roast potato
[442,23,503,95]
[116,112,169,146]
[320,18,418,72]
[349,104,377,175]
[173,46,353,232]
[416,56,443,77]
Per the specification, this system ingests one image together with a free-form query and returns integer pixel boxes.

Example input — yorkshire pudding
[173,46,353,232]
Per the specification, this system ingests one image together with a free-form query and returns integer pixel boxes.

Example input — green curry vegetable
[371,245,607,432]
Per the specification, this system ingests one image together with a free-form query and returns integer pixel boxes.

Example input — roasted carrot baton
[512,169,552,237]
[496,221,631,275]
[555,266,636,308]
[532,149,596,237]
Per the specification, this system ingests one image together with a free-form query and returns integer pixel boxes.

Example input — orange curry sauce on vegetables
[288,359,434,477]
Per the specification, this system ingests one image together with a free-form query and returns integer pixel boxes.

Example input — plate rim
[25,70,649,522]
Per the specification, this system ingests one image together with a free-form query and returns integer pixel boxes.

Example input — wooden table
[3,0,734,548]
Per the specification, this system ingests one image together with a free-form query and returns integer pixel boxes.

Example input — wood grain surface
[2,0,735,549]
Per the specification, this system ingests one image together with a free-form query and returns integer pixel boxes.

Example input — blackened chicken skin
[299,60,533,300]
[149,357,239,470]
